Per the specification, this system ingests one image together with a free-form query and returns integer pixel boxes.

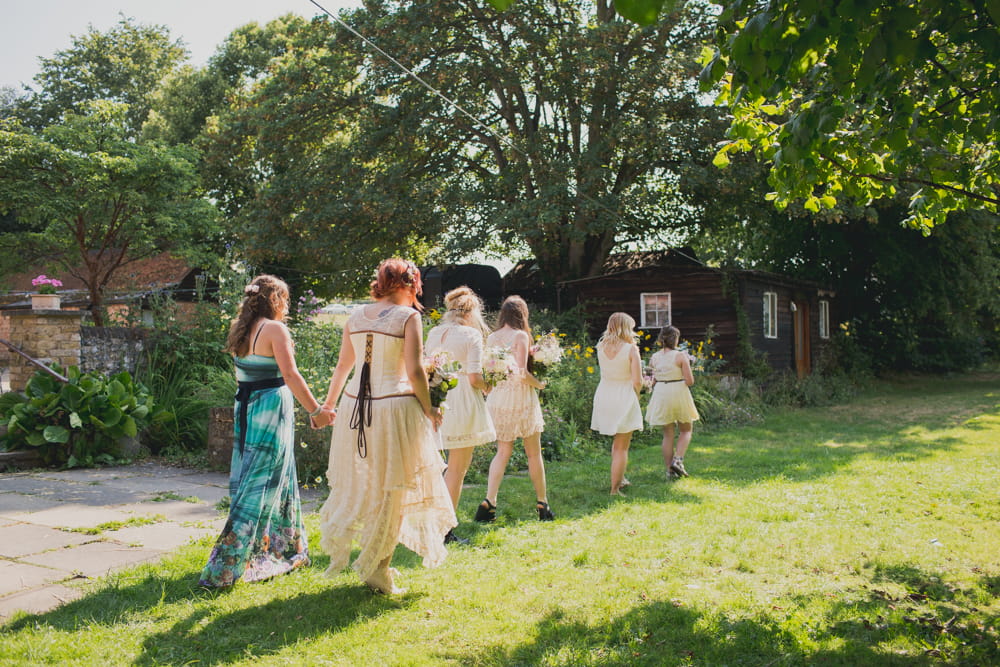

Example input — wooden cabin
[420,264,504,311]
[539,250,835,376]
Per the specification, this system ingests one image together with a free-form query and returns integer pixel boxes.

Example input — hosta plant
[0,366,169,468]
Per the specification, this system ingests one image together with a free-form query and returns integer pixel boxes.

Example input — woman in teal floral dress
[199,275,325,587]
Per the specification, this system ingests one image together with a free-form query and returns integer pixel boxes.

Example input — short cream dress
[485,329,544,441]
[590,344,643,436]
[425,323,496,449]
[645,349,700,426]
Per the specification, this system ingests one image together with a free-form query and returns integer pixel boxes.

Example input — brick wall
[6,310,89,391]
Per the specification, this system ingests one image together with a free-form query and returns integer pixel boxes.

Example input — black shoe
[670,460,689,477]
[444,529,469,545]
[474,499,496,523]
[536,500,554,521]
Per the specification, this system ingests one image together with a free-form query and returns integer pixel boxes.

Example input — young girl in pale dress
[317,259,456,594]
[590,312,644,496]
[424,286,496,542]
[645,325,699,479]
[476,295,554,522]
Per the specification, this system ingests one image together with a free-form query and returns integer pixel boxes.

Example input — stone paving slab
[0,493,64,515]
[1,504,144,530]
[31,468,147,483]
[28,541,161,579]
[0,561,67,597]
[105,523,217,551]
[111,500,224,524]
[0,523,95,558]
[0,584,83,618]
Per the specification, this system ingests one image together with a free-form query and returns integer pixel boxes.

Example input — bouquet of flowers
[530,332,563,378]
[31,274,63,294]
[481,345,517,387]
[640,363,655,393]
[424,351,461,408]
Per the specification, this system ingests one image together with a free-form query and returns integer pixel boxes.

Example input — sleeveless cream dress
[590,343,643,436]
[645,349,700,425]
[485,329,544,441]
[319,304,456,582]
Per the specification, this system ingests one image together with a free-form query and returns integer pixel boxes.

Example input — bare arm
[679,352,695,386]
[629,344,643,395]
[403,312,439,424]
[322,322,356,411]
[465,331,488,392]
[265,321,321,414]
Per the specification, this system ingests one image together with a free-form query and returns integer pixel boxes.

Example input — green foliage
[699,0,1000,228]
[201,0,720,292]
[0,103,219,325]
[13,16,187,135]
[0,366,168,468]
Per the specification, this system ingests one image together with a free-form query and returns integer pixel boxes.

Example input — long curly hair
[441,286,489,339]
[597,312,638,350]
[225,275,290,357]
[370,258,423,311]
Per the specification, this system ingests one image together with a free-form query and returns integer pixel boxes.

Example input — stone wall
[80,327,148,377]
[5,310,89,391]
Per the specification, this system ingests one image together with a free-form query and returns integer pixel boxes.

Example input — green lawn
[2,372,998,666]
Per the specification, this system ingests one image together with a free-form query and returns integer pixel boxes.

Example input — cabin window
[640,292,671,328]
[819,299,830,339]
[763,291,778,339]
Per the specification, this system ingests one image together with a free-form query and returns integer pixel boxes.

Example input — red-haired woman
[476,295,554,523]
[199,275,322,587]
[318,259,456,594]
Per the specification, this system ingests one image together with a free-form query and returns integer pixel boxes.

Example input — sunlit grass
[1,371,997,665]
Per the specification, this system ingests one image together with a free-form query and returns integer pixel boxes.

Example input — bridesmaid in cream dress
[424,286,496,543]
[317,258,456,594]
[645,325,699,479]
[590,313,644,496]
[476,296,554,522]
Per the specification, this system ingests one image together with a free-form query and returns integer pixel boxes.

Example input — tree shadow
[132,584,415,666]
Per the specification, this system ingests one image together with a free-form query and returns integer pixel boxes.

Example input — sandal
[536,500,554,521]
[474,498,496,523]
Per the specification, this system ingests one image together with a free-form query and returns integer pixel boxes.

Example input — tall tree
[203,1,718,293]
[0,103,217,325]
[21,16,187,135]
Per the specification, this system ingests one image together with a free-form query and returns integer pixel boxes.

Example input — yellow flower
[643,346,650,352]
[586,366,594,374]
[586,347,594,354]
[559,333,567,337]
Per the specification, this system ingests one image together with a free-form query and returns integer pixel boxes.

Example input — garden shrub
[0,366,168,468]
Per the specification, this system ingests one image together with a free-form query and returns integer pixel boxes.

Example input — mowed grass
[2,372,998,666]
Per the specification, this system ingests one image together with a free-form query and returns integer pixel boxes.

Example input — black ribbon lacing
[349,333,374,458]
[234,377,286,454]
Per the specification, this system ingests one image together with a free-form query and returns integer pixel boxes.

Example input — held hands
[309,407,337,429]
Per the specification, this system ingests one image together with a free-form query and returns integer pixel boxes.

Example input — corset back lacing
[349,333,374,458]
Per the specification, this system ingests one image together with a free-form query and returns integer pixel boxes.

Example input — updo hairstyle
[370,258,423,310]
[442,286,489,338]
[657,325,681,350]
[225,274,290,356]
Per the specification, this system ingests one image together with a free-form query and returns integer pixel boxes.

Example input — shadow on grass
[448,559,1000,666]
[132,583,411,666]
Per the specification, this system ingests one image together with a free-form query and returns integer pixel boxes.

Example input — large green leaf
[43,425,70,444]
[615,0,669,25]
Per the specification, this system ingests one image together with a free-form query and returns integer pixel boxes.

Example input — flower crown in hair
[401,263,418,286]
[244,284,260,295]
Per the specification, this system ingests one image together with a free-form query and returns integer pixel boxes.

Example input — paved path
[0,462,323,620]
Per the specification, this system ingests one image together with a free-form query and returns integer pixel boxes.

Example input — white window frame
[763,291,778,339]
[819,299,830,339]
[640,292,671,329]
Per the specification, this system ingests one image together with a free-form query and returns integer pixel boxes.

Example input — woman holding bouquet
[590,312,644,496]
[478,296,554,522]
[425,286,496,543]
[317,258,456,594]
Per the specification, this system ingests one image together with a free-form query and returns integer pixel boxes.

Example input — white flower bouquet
[530,332,563,378]
[482,345,517,387]
[424,351,461,408]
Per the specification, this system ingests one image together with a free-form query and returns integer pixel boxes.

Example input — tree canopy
[0,103,217,324]
[201,0,719,294]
